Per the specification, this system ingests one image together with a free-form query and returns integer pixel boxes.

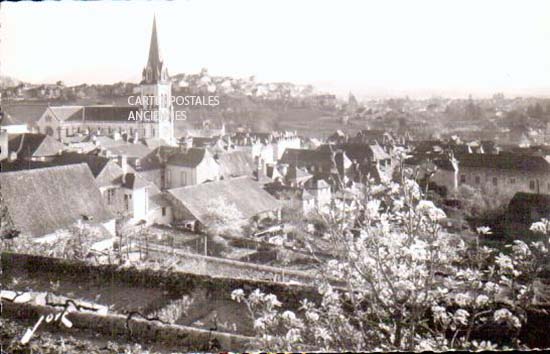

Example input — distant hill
[0,75,23,89]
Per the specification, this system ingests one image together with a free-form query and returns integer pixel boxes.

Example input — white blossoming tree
[232,178,548,351]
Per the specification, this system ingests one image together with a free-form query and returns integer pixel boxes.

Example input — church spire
[142,16,167,84]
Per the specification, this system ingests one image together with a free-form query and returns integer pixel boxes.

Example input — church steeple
[142,16,168,84]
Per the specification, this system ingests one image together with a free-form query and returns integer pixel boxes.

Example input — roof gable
[7,133,64,158]
[48,106,84,122]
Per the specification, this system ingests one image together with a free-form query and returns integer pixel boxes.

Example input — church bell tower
[140,16,174,145]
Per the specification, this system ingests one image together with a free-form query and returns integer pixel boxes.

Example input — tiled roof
[216,150,254,178]
[80,106,143,123]
[48,106,83,121]
[279,148,333,166]
[2,104,49,125]
[120,173,151,190]
[7,133,65,158]
[338,143,390,161]
[457,153,550,172]
[167,148,210,168]
[167,176,280,222]
[0,164,114,238]
[102,143,152,159]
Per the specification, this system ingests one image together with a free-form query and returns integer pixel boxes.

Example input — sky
[1,0,549,99]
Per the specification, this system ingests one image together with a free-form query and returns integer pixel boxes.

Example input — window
[124,194,130,210]
[475,176,480,184]
[162,207,166,217]
[181,171,187,185]
[492,177,498,186]
[460,174,466,183]
[106,188,115,205]
[510,178,516,184]
[530,180,536,191]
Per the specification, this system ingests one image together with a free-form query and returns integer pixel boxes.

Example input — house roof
[216,150,254,178]
[264,183,315,201]
[286,165,312,180]
[48,106,83,121]
[279,148,333,166]
[167,148,211,168]
[338,143,391,162]
[0,164,114,238]
[1,150,108,174]
[119,172,151,190]
[133,146,180,171]
[167,176,280,222]
[147,183,170,210]
[79,106,143,123]
[7,133,65,158]
[1,104,49,126]
[457,153,550,172]
[101,142,152,159]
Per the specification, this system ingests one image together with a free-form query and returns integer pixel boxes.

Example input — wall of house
[146,206,173,225]
[165,194,198,225]
[100,186,127,217]
[273,137,301,161]
[166,165,195,189]
[458,167,550,200]
[131,188,148,221]
[36,109,61,138]
[196,157,220,184]
[308,187,332,208]
[252,143,275,166]
[1,124,28,134]
[431,169,458,195]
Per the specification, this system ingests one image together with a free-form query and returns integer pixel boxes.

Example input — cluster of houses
[0,17,398,246]
[405,137,550,199]
[2,16,550,250]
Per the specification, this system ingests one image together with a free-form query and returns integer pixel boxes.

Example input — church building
[35,17,176,145]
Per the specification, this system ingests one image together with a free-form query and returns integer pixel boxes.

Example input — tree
[202,197,247,238]
[201,197,249,256]
[231,178,545,351]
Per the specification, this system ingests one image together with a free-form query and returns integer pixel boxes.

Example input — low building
[456,153,550,198]
[166,176,281,231]
[0,164,115,239]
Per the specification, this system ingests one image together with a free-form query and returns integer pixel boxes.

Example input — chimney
[179,136,192,153]
[118,155,128,175]
[255,157,265,181]
[278,163,289,177]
